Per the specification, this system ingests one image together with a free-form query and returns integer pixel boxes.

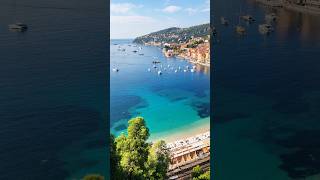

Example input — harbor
[110,39,210,143]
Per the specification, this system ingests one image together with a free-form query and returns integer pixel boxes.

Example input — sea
[213,0,320,179]
[0,0,108,179]
[110,39,210,141]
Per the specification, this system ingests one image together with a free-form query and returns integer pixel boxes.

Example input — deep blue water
[213,0,320,179]
[0,0,107,179]
[110,39,210,140]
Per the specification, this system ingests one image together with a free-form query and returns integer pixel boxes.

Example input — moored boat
[220,17,229,25]
[8,23,28,32]
[241,15,255,23]
[235,26,246,35]
[265,13,277,22]
[259,24,273,34]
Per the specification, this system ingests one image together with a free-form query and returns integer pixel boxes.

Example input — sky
[110,0,210,39]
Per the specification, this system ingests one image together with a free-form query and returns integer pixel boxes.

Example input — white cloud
[162,5,182,13]
[111,3,141,14]
[185,8,198,15]
[201,8,210,12]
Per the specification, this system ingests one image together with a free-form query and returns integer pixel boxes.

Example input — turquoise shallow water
[110,39,210,139]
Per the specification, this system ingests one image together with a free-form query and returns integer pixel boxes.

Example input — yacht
[112,68,119,72]
[220,17,229,25]
[8,23,28,32]
[241,15,255,23]
[265,13,277,22]
[158,71,162,75]
[236,26,246,35]
[259,24,273,35]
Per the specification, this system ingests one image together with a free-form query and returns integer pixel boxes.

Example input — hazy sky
[110,0,210,39]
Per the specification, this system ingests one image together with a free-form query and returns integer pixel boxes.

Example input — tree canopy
[192,165,210,180]
[110,117,170,180]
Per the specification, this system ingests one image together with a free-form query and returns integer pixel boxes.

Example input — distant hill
[133,23,210,44]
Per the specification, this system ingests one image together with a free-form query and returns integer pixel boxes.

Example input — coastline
[178,54,210,67]
[149,117,210,143]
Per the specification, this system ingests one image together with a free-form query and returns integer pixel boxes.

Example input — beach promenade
[166,132,211,179]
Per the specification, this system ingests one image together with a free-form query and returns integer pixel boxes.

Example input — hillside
[133,23,210,44]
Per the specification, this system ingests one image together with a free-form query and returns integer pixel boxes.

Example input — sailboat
[8,0,28,32]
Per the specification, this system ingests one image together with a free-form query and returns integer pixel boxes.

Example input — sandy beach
[149,117,210,143]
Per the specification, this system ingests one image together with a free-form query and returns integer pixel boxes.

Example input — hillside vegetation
[133,23,210,44]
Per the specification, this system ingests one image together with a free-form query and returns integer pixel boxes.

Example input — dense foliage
[110,117,170,180]
[133,23,210,44]
[192,165,210,180]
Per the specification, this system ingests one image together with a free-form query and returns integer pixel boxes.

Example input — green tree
[116,117,150,179]
[82,174,104,180]
[197,170,210,180]
[192,166,210,180]
[192,165,203,178]
[146,140,170,180]
[111,117,170,180]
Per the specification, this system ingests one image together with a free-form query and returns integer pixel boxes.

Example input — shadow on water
[0,105,105,179]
